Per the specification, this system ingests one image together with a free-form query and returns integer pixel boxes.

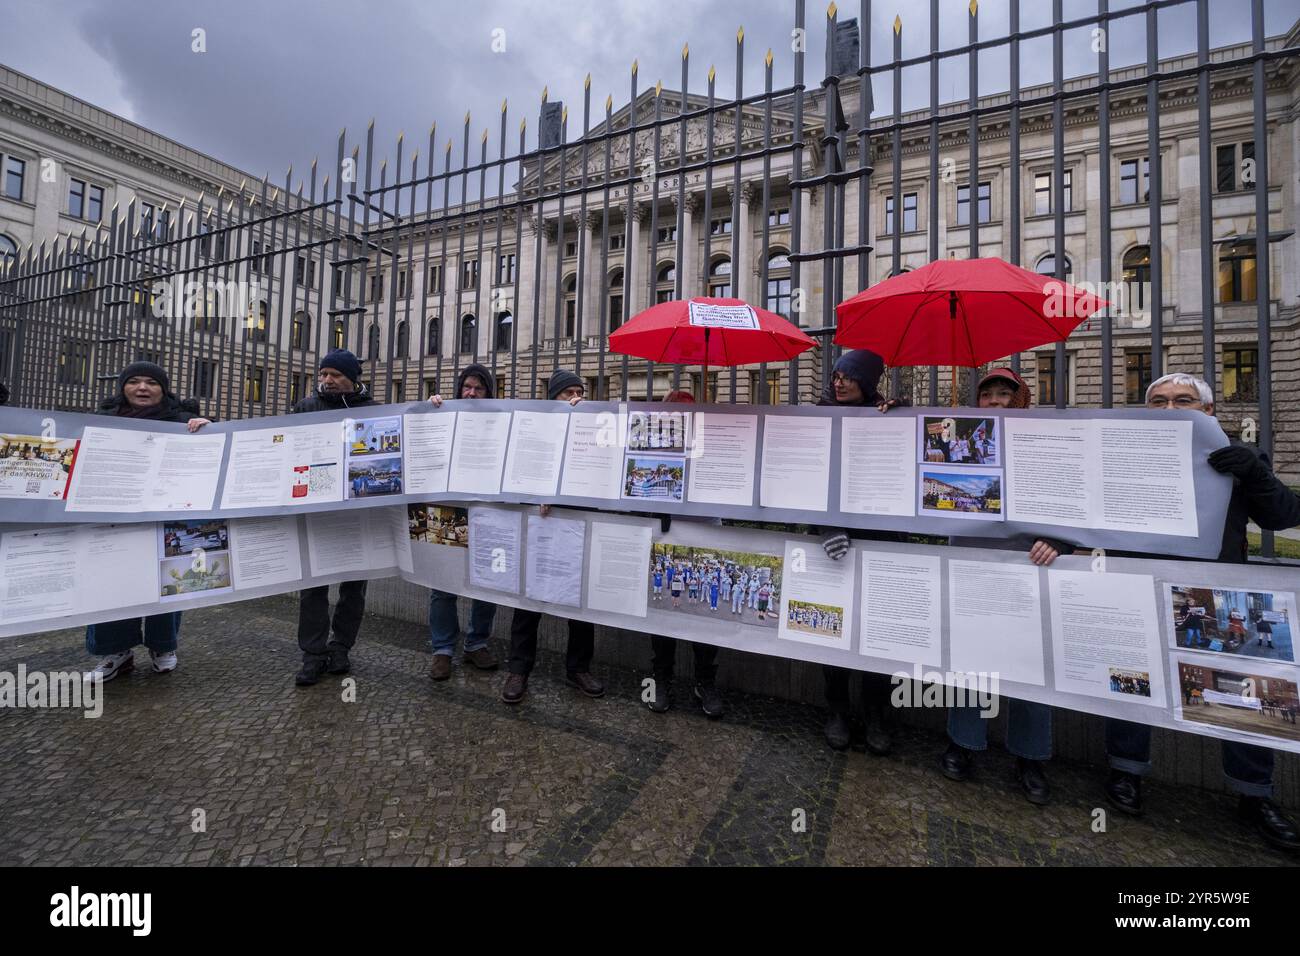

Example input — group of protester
[73,342,1300,853]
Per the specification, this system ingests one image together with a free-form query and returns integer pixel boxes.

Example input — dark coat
[95,394,205,424]
[456,363,496,399]
[1216,442,1300,564]
[290,382,378,414]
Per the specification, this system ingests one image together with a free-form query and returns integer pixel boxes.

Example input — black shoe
[940,742,973,782]
[824,712,851,751]
[1016,758,1051,806]
[1238,796,1300,852]
[695,682,724,719]
[295,658,328,687]
[864,709,892,756]
[1105,770,1144,816]
[646,678,672,713]
[326,645,351,675]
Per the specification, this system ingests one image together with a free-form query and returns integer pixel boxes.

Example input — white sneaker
[86,651,134,682]
[150,650,178,674]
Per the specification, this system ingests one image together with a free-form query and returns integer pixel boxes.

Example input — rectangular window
[956,182,991,226]
[1218,242,1257,303]
[607,233,626,251]
[192,359,218,399]
[657,226,676,244]
[711,216,732,236]
[748,370,782,405]
[244,365,265,404]
[369,271,385,302]
[903,192,917,232]
[3,157,24,201]
[1222,348,1259,403]
[295,256,315,289]
[289,372,313,405]
[1037,352,1071,406]
[768,208,790,227]
[68,178,84,219]
[1033,170,1071,215]
[424,377,439,399]
[427,264,443,294]
[461,259,478,289]
[392,380,405,403]
[1125,350,1153,405]
[564,240,578,258]
[56,338,92,386]
[497,253,516,284]
[1119,157,1150,204]
[1215,141,1255,193]
[396,268,410,299]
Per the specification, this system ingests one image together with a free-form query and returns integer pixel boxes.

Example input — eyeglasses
[1147,395,1203,408]
[831,373,852,385]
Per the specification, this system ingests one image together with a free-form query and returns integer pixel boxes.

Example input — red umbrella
[610,296,816,399]
[834,257,1106,404]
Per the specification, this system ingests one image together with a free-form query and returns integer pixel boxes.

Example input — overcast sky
[2,0,1298,193]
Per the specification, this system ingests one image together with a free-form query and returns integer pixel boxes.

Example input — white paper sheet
[503,411,569,497]
[947,559,1046,685]
[147,432,227,511]
[468,506,521,593]
[229,516,303,590]
[840,416,916,516]
[304,510,371,576]
[402,412,457,495]
[0,527,81,621]
[524,514,585,606]
[559,412,624,500]
[1004,417,1094,527]
[585,520,652,618]
[220,422,344,510]
[1097,420,1197,537]
[81,523,159,613]
[65,428,161,512]
[449,412,511,495]
[859,551,942,666]
[687,413,758,506]
[1048,569,1165,707]
[759,415,831,511]
[777,539,854,651]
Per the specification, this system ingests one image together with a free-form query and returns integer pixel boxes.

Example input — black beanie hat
[548,369,584,400]
[319,348,363,384]
[118,361,171,395]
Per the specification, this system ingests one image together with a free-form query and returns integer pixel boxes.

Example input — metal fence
[0,1,1296,555]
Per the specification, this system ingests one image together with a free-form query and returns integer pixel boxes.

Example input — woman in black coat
[85,362,212,682]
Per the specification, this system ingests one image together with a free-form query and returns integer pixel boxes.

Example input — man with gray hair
[1104,371,1300,852]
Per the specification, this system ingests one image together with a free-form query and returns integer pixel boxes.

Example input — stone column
[627,203,650,314]
[738,181,757,302]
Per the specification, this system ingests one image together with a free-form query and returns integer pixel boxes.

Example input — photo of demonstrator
[1177,662,1300,744]
[786,600,844,639]
[623,457,685,502]
[922,417,999,466]
[650,543,781,627]
[347,457,403,498]
[408,504,468,548]
[1171,586,1296,663]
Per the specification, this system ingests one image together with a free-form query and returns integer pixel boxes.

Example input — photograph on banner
[346,416,404,499]
[0,434,79,499]
[918,466,1004,520]
[627,410,692,454]
[623,455,686,502]
[650,542,781,627]
[777,538,854,651]
[920,416,1000,466]
[1109,668,1153,698]
[158,519,232,599]
[408,504,468,547]
[786,601,845,639]
[349,416,402,457]
[1165,584,1296,663]
[347,455,403,498]
[1172,657,1300,744]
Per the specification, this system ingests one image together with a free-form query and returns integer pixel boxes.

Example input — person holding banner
[1103,372,1300,851]
[501,370,604,705]
[816,349,907,754]
[426,363,502,680]
[293,349,380,687]
[84,362,212,681]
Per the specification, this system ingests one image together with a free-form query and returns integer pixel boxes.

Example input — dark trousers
[508,608,594,677]
[298,580,368,661]
[650,635,719,684]
[823,665,893,718]
[1105,717,1275,798]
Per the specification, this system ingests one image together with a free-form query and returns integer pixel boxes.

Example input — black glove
[1208,445,1269,484]
[821,531,851,561]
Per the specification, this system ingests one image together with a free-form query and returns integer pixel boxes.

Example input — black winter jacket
[95,394,205,424]
[290,383,378,414]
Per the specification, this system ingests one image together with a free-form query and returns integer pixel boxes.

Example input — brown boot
[464,646,499,670]
[566,671,605,698]
[429,655,451,681]
[501,672,528,704]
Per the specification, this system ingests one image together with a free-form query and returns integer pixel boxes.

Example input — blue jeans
[428,590,496,656]
[948,698,1053,761]
[1105,718,1274,798]
[86,613,181,656]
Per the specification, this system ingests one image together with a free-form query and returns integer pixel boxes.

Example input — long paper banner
[4,504,1298,756]
[0,400,1232,558]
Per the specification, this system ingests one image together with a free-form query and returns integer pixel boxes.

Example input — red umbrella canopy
[834,257,1106,367]
[609,297,816,366]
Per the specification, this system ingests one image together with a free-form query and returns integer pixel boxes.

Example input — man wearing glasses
[1104,372,1300,852]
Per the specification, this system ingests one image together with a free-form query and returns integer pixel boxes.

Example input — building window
[564,240,578,258]
[139,201,169,241]
[607,232,626,251]
[563,275,577,337]
[1222,348,1258,403]
[192,359,218,399]
[367,323,381,360]
[657,225,676,244]
[459,314,476,354]
[655,263,675,304]
[290,372,312,405]
[426,317,440,356]
[3,157,25,201]
[246,301,269,344]
[497,253,516,284]
[461,259,478,290]
[68,178,104,222]
[424,378,439,399]
[711,216,732,236]
[495,312,512,352]
[244,366,265,404]
[395,320,409,356]
[1035,253,1073,280]
[1125,350,1153,405]
[396,269,410,299]
[0,235,17,273]
[748,370,782,405]
[1119,157,1150,204]
[291,311,311,350]
[956,182,991,226]
[1122,246,1151,321]
[57,337,92,386]
[768,207,790,227]
[332,319,345,350]
[1033,169,1072,215]
[607,269,624,333]
[883,192,917,234]
[1036,352,1071,406]
[1216,142,1254,193]
[691,371,720,402]
[427,264,443,293]
[709,258,732,298]
[296,256,315,289]
[1218,240,1257,303]
[767,252,792,317]
[369,271,385,302]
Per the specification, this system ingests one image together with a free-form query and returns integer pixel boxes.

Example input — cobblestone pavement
[0,597,1296,867]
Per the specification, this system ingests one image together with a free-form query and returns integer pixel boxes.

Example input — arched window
[246,301,269,343]
[425,316,440,356]
[332,319,345,350]
[367,323,381,360]
[459,314,476,354]
[1122,246,1151,320]
[0,235,17,274]
[291,311,311,350]
[1218,240,1256,303]
[767,251,792,317]
[1035,253,1073,280]
[563,274,577,338]
[395,320,409,356]
[709,258,732,298]
[495,311,513,352]
[607,269,625,333]
[655,263,676,304]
